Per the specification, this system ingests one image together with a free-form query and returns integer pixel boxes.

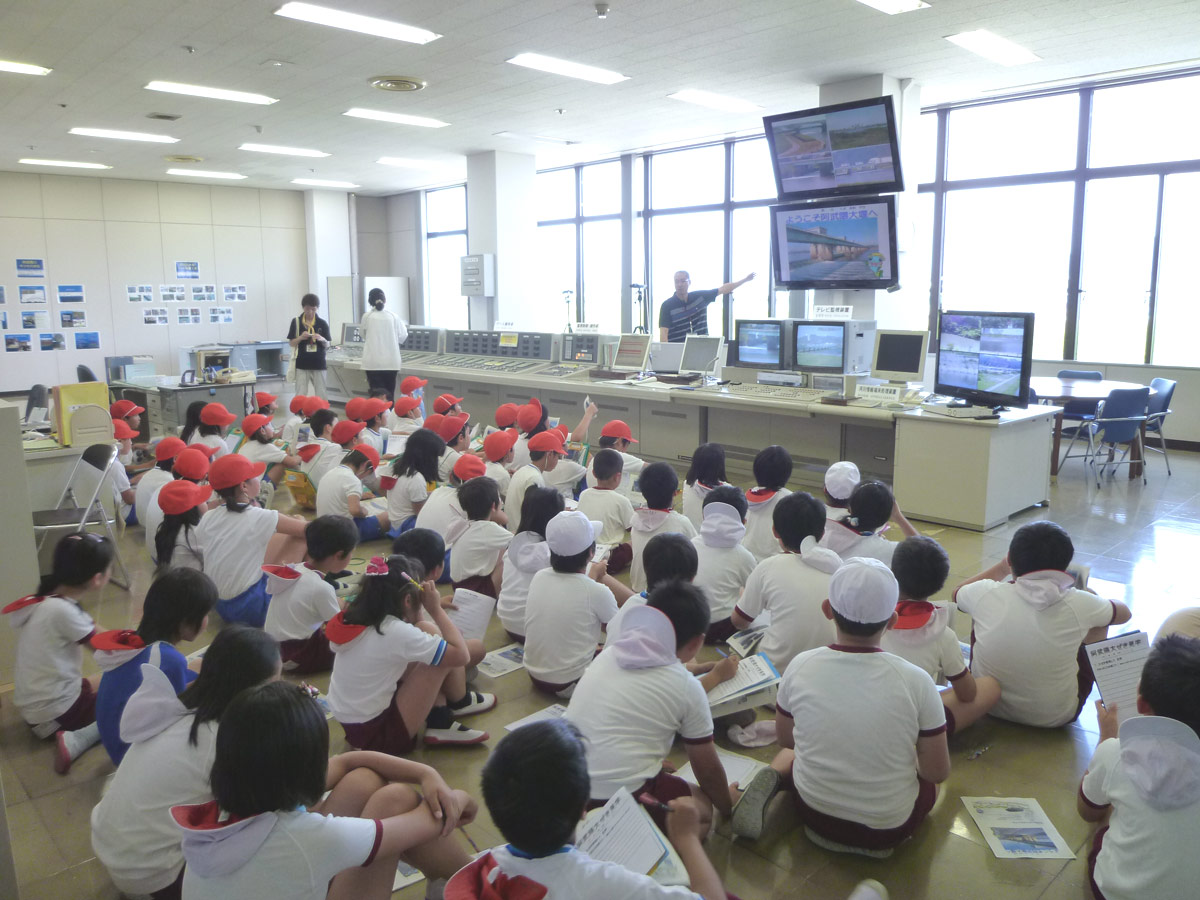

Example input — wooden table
[1029,376,1153,478]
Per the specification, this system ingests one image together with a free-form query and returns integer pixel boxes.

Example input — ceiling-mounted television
[763,95,903,200]
[770,195,898,291]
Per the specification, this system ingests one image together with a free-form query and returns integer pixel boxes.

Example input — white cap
[824,460,861,501]
[545,510,601,556]
[828,557,899,624]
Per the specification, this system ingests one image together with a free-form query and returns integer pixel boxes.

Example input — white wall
[303,189,351,317]
[0,172,308,386]
[385,192,425,324]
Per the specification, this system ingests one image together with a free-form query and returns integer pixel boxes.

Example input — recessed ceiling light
[494,131,576,146]
[377,156,453,169]
[70,127,179,143]
[19,158,110,169]
[239,142,330,158]
[343,107,449,128]
[0,59,52,76]
[292,178,359,188]
[667,89,762,113]
[506,52,628,85]
[946,30,1041,66]
[167,168,247,179]
[146,80,278,105]
[274,2,441,44]
[852,0,929,13]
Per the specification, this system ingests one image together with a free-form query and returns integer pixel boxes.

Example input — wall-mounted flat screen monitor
[771,195,898,291]
[613,333,652,372]
[935,310,1034,409]
[872,329,929,383]
[763,95,903,200]
[732,319,786,370]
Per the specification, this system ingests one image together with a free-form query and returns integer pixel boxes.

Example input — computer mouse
[884,401,907,410]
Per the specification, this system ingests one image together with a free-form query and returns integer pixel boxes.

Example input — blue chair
[1145,377,1176,476]
[1057,369,1103,422]
[1060,387,1149,487]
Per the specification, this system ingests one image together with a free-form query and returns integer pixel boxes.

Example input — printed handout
[961,797,1075,859]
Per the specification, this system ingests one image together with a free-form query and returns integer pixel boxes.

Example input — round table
[1029,377,1154,478]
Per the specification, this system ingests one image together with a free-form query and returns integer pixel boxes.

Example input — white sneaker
[450,691,496,717]
[731,767,782,840]
[847,879,889,900]
[424,721,489,746]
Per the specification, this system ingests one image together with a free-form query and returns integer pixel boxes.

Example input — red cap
[254,391,277,409]
[200,403,236,427]
[495,402,519,428]
[528,431,566,455]
[436,412,470,444]
[483,428,519,462]
[296,444,323,463]
[433,393,463,414]
[516,398,543,433]
[422,413,445,435]
[174,448,212,480]
[554,423,569,441]
[110,399,145,419]
[600,419,637,443]
[893,600,936,630]
[331,420,366,445]
[289,395,308,414]
[453,454,487,480]
[351,443,381,469]
[241,414,271,438]
[158,480,214,515]
[186,442,219,459]
[113,420,137,440]
[209,453,267,490]
[361,397,391,420]
[400,375,427,394]
[154,436,187,462]
[394,396,421,416]
[302,396,330,417]
[344,397,367,421]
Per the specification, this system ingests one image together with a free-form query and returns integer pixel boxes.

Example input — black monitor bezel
[770,194,899,291]
[934,309,1035,410]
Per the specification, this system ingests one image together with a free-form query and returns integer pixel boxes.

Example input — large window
[424,185,468,330]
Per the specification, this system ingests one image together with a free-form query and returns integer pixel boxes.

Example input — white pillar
[466,151,537,330]
[303,189,352,317]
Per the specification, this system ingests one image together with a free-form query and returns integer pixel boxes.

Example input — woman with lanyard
[359,287,408,399]
[286,293,331,398]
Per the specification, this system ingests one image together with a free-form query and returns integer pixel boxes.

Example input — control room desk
[110,380,257,435]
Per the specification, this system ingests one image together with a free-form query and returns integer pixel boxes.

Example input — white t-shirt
[315,465,364,519]
[134,467,173,529]
[414,485,465,544]
[957,577,1115,727]
[484,460,512,499]
[880,616,968,687]
[279,414,303,449]
[358,427,390,458]
[504,465,545,532]
[567,648,713,799]
[630,511,698,593]
[742,489,791,563]
[360,306,407,370]
[585,451,646,501]
[327,616,447,722]
[778,646,946,830]
[544,458,588,500]
[577,489,635,546]
[692,538,757,621]
[107,456,133,519]
[11,595,95,724]
[681,480,728,531]
[496,534,551,638]
[263,565,340,643]
[385,470,430,523]
[437,447,462,483]
[238,438,287,467]
[195,506,280,599]
[736,553,839,671]
[507,435,530,473]
[144,483,167,560]
[818,522,898,565]
[91,717,217,895]
[523,570,617,685]
[166,526,205,572]
[193,433,229,460]
[449,520,512,581]
[180,809,379,900]
[300,438,342,486]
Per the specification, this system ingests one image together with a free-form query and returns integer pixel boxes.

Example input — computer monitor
[648,341,684,374]
[791,319,877,375]
[680,335,724,376]
[771,195,898,291]
[934,310,1034,410]
[732,319,787,370]
[341,323,365,344]
[871,330,929,384]
[612,333,652,372]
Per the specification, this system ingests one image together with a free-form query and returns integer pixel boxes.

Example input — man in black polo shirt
[658,270,756,342]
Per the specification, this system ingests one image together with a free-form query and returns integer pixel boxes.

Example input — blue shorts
[354,514,384,542]
[216,573,270,628]
[437,547,452,584]
[125,506,138,526]
[385,515,417,539]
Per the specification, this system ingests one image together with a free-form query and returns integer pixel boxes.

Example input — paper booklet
[1086,630,1150,725]
[361,496,388,516]
[961,797,1075,859]
[504,703,568,732]
[577,787,686,886]
[477,642,526,678]
[676,749,765,790]
[704,652,780,707]
[445,588,496,642]
[393,859,425,891]
[726,616,769,658]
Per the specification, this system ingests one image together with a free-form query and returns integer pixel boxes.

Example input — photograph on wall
[57,284,85,304]
[74,331,100,350]
[209,306,235,324]
[222,284,247,303]
[126,285,148,303]
[5,333,32,352]
[39,332,66,351]
[0,312,7,329]
[16,259,44,278]
[0,285,6,304]
[21,310,49,329]
[18,285,46,304]
[159,284,187,303]
[191,284,217,303]
[175,261,200,280]
[60,309,87,328]
[144,307,169,325]
[178,307,201,325]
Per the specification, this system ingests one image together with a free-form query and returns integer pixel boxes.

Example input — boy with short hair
[399,374,428,420]
[692,485,757,643]
[298,408,341,486]
[387,395,424,443]
[435,412,472,482]
[449,476,512,598]
[577,448,635,573]
[954,521,1131,728]
[1077,634,1200,900]
[881,535,1001,735]
[433,393,463,416]
[481,429,517,500]
[823,460,860,524]
[392,527,446,583]
[585,419,645,503]
[732,558,951,855]
[278,395,308,448]
[262,514,358,674]
[741,445,794,563]
[315,445,388,541]
[503,430,565,531]
[238,413,301,489]
[416,454,483,552]
[629,462,697,593]
[731,492,843,671]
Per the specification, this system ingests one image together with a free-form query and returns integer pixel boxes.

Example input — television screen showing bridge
[784,215,882,281]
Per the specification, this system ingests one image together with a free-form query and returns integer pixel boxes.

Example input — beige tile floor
[3,446,1196,900]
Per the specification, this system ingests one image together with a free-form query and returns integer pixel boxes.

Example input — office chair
[25,384,49,423]
[1145,377,1176,475]
[77,364,98,382]
[1059,387,1149,488]
[1056,369,1103,423]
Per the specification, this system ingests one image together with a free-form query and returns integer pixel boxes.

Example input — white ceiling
[1,0,1198,196]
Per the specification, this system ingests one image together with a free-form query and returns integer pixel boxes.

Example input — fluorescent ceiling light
[166,168,247,179]
[0,59,52,76]
[494,131,576,145]
[506,52,628,85]
[146,80,278,105]
[70,126,179,143]
[667,89,762,113]
[239,142,329,157]
[852,0,929,13]
[292,178,359,188]
[343,107,448,128]
[274,2,440,44]
[19,158,110,169]
[946,29,1041,66]
[377,157,453,169]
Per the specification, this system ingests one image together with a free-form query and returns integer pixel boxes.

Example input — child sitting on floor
[315,445,389,541]
[822,460,860,525]
[629,462,697,593]
[449,476,512,599]
[820,480,918,564]
[279,395,308,448]
[496,487,564,643]
[681,442,731,530]
[742,445,793,563]
[576,448,635,573]
[503,430,567,529]
[481,428,517,500]
[384,427,443,537]
[692,485,757,644]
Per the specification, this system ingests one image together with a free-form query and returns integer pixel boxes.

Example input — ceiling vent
[164,155,203,163]
[147,113,182,121]
[369,75,427,92]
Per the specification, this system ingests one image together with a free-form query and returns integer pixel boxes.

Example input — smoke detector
[164,155,204,163]
[369,75,427,92]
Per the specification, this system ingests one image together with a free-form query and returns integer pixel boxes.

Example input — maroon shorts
[794,776,937,851]
[705,617,737,644]
[339,683,415,756]
[280,630,334,675]
[1075,643,1096,722]
[1087,826,1110,900]
[504,629,526,644]
[55,678,96,732]
[453,574,497,600]
[942,702,957,739]
[150,866,184,900]
[587,770,693,831]
[528,674,579,697]
[606,543,633,574]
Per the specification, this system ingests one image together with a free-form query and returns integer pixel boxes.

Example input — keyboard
[422,355,542,373]
[539,363,593,378]
[719,384,834,402]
